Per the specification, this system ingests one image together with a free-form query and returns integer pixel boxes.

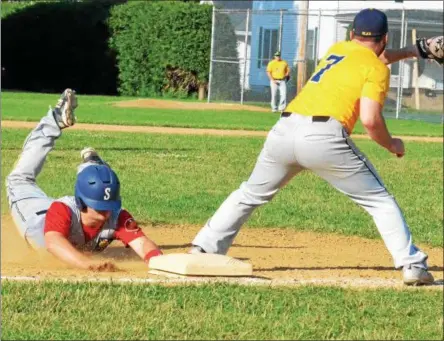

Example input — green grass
[2,98,443,341]
[2,91,443,136]
[2,281,443,340]
[2,91,279,131]
[2,128,442,247]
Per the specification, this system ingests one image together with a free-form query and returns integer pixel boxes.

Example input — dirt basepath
[2,121,442,142]
[113,98,270,112]
[2,216,442,289]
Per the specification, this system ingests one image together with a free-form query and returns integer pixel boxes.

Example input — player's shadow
[1,147,194,152]
[102,245,252,262]
[102,147,194,152]
[100,247,140,261]
[258,265,444,272]
[160,243,305,250]
[233,244,306,250]
[158,243,192,250]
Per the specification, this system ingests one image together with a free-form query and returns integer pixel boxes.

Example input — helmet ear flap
[80,198,87,211]
[75,196,87,211]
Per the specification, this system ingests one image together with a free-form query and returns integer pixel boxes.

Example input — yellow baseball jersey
[266,60,289,80]
[285,41,390,133]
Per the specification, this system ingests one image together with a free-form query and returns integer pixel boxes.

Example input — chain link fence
[208,7,443,124]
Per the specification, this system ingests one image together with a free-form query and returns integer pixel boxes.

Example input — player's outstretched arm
[379,45,419,65]
[45,231,119,271]
[379,36,443,65]
[114,210,163,265]
[127,236,163,265]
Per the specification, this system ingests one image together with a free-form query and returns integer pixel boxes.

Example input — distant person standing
[266,51,290,113]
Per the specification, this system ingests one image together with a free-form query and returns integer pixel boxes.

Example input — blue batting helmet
[75,164,121,212]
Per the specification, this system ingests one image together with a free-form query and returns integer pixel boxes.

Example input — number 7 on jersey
[310,54,345,83]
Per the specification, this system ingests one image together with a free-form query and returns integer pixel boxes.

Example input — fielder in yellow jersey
[190,9,442,286]
[266,51,290,112]
[286,40,390,134]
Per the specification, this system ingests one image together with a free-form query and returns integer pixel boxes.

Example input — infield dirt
[2,215,442,288]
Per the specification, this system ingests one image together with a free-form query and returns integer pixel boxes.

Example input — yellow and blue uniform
[285,40,390,133]
[266,59,289,80]
[192,9,431,285]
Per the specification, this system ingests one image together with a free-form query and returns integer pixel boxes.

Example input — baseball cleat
[80,147,104,164]
[52,88,77,129]
[188,245,206,254]
[403,264,434,286]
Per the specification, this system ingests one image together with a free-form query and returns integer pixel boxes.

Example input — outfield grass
[2,281,443,340]
[2,128,442,247]
[2,91,443,136]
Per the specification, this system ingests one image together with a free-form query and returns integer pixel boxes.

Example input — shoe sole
[63,90,77,127]
[80,147,99,163]
[403,274,435,286]
[404,279,434,286]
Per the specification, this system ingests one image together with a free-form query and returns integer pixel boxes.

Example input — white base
[148,253,253,277]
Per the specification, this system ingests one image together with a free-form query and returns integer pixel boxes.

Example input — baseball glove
[416,36,444,65]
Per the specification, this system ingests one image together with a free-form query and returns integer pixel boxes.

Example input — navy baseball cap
[352,9,388,37]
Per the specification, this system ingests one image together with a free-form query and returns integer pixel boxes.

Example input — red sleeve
[44,202,72,237]
[114,210,146,246]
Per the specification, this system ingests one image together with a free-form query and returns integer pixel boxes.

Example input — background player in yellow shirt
[190,9,443,286]
[266,51,290,113]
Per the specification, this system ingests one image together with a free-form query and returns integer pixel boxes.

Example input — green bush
[108,1,222,97]
[1,1,38,19]
[2,0,122,94]
[2,0,239,98]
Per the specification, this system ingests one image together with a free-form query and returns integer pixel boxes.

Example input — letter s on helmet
[74,165,121,212]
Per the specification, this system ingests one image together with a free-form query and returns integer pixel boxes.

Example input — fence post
[412,28,420,110]
[297,1,309,94]
[396,8,405,119]
[279,9,284,52]
[207,6,216,103]
[240,9,250,105]
[315,9,321,67]
[398,18,408,118]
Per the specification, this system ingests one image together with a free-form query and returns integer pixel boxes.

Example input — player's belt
[281,112,332,122]
[312,116,331,122]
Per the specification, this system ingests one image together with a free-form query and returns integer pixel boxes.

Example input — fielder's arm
[45,231,118,271]
[379,45,419,65]
[380,37,444,65]
[359,97,404,157]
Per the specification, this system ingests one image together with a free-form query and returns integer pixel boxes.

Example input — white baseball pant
[270,80,287,112]
[192,113,429,269]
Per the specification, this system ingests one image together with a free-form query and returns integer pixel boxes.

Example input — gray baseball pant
[5,109,95,249]
[192,113,428,269]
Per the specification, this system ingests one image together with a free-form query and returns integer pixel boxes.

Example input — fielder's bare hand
[389,138,405,158]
